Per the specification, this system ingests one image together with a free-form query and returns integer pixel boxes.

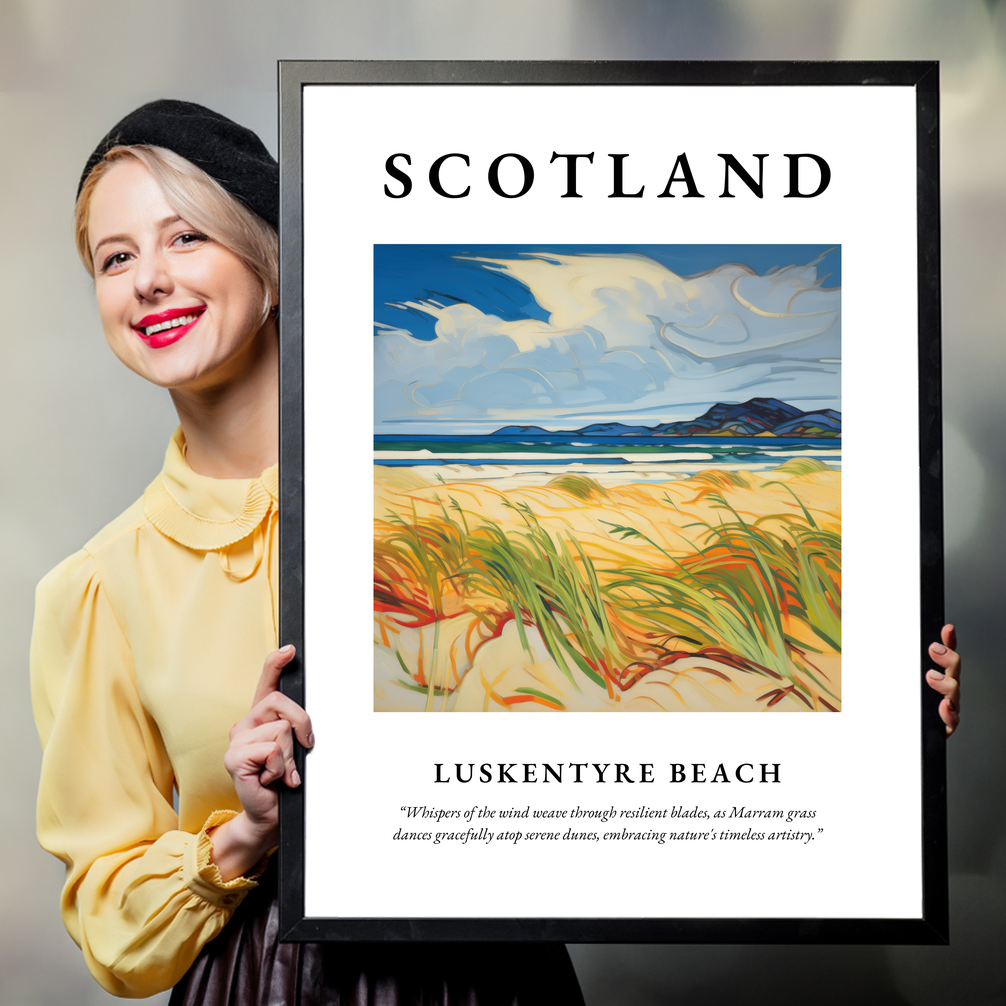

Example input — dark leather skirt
[169,869,585,1006]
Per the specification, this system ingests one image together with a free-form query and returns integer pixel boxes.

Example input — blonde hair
[75,145,278,322]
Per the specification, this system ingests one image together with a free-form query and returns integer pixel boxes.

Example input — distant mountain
[492,399,840,439]
[772,410,842,437]
[574,422,657,436]
[493,425,552,436]
[652,399,840,438]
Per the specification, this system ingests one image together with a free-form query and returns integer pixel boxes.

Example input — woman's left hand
[926,624,960,737]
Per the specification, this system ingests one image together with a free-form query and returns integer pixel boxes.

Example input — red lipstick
[132,306,205,349]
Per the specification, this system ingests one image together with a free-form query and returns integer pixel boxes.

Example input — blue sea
[374,434,841,478]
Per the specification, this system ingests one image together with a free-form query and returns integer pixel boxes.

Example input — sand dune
[374,462,841,713]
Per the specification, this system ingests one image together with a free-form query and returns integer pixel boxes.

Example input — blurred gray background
[2,1,1003,1003]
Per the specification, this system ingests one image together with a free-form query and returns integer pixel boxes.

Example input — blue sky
[374,245,841,434]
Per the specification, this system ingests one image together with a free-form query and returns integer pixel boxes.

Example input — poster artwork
[373,244,841,714]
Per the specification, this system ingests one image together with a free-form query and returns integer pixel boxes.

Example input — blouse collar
[143,428,278,551]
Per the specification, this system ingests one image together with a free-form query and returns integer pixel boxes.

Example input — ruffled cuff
[182,810,269,909]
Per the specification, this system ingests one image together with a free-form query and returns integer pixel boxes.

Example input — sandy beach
[374,460,841,713]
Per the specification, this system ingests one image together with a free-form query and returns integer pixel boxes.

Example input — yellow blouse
[31,429,279,998]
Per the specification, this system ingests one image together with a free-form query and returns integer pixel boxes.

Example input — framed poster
[277,61,946,943]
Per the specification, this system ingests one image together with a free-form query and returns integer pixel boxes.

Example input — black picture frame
[277,60,945,944]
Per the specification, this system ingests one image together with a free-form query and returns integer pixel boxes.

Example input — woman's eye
[173,231,208,248]
[101,251,131,273]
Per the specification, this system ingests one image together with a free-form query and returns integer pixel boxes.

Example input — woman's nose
[133,249,173,302]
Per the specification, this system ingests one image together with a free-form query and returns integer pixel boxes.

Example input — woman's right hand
[209,645,314,881]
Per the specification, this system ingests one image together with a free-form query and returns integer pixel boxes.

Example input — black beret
[77,99,278,228]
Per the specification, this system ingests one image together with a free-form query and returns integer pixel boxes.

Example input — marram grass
[374,475,841,711]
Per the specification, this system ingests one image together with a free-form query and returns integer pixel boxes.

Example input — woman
[33,98,962,1003]
[31,99,585,1003]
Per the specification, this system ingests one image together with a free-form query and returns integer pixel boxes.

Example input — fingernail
[306,732,315,748]
[928,670,944,679]
[931,643,947,654]
[291,768,301,787]
[280,644,295,655]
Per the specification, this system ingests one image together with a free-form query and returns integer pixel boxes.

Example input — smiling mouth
[142,313,199,337]
[134,307,206,338]
[131,307,207,349]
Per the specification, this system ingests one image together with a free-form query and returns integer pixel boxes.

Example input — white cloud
[374,252,840,432]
